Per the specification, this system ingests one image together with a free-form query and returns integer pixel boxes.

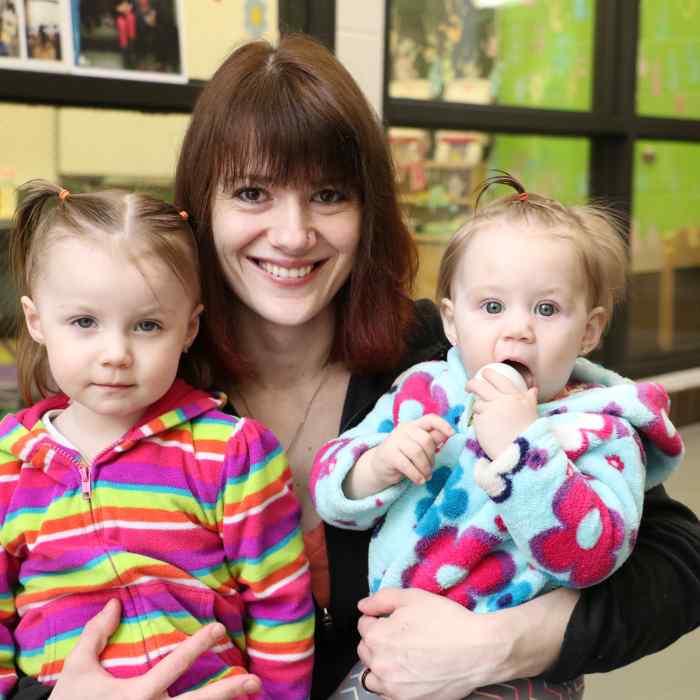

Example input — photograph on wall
[24,0,65,65]
[72,0,185,81]
[0,1,21,59]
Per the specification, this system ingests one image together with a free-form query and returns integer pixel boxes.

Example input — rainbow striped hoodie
[0,379,314,699]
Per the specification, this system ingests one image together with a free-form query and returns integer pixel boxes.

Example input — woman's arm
[547,483,700,681]
[357,485,700,699]
[357,586,578,700]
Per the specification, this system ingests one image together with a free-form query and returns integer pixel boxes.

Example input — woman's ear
[580,306,607,355]
[21,296,45,344]
[440,298,458,347]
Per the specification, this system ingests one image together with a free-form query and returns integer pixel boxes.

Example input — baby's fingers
[413,414,454,445]
[394,448,433,485]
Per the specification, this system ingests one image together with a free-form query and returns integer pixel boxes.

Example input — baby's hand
[466,368,538,460]
[372,414,454,486]
[345,415,454,499]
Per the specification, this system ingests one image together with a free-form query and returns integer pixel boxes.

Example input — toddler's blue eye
[537,303,556,317]
[484,301,503,314]
[73,317,95,329]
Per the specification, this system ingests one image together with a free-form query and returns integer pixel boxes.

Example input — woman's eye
[483,300,503,314]
[313,188,345,204]
[136,320,161,332]
[72,317,95,329]
[536,302,557,317]
[234,187,267,204]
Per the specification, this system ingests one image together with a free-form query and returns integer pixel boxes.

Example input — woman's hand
[357,587,578,700]
[50,599,261,700]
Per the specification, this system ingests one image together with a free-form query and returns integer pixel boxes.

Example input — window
[385,0,700,378]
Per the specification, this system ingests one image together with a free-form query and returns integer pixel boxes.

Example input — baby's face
[440,222,606,402]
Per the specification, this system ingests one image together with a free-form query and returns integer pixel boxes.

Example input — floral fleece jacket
[311,349,684,611]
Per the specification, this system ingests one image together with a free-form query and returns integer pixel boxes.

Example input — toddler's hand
[466,368,538,460]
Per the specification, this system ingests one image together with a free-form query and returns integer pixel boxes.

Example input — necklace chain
[236,363,332,455]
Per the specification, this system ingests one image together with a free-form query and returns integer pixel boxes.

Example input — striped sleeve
[219,418,313,700]
[0,430,21,699]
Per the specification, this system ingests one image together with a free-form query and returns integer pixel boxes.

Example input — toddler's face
[21,235,201,427]
[440,222,606,402]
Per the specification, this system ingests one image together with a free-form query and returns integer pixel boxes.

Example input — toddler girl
[311,173,684,698]
[0,182,313,699]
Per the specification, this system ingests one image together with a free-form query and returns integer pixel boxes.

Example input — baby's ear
[581,306,607,355]
[21,296,45,344]
[439,298,458,347]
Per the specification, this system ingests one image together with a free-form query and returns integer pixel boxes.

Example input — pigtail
[10,180,65,295]
[10,180,68,404]
[473,170,527,211]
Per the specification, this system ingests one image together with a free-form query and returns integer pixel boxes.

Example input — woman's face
[211,180,362,328]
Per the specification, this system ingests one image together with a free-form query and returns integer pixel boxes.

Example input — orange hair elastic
[515,192,528,201]
[179,210,189,220]
[58,188,71,201]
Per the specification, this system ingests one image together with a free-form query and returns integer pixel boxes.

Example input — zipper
[78,462,92,500]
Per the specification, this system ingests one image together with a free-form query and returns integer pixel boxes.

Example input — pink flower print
[308,437,353,504]
[552,414,620,462]
[401,525,508,603]
[606,454,625,471]
[530,475,625,587]
[393,372,449,424]
[636,382,684,458]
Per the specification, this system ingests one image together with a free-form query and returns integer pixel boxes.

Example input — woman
[16,34,700,700]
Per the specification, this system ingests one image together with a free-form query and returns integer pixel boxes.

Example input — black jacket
[11,301,700,700]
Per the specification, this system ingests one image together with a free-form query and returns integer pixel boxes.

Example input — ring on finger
[360,667,375,694]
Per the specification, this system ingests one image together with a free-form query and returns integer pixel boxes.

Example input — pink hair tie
[179,210,189,220]
[58,188,71,201]
[515,192,528,201]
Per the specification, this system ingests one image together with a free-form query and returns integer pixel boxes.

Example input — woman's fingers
[179,673,262,700]
[64,598,121,669]
[139,623,230,697]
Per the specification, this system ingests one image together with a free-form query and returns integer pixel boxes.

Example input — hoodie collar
[0,379,225,471]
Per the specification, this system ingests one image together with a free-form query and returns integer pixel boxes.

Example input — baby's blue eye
[537,302,556,317]
[483,300,503,314]
[136,320,161,332]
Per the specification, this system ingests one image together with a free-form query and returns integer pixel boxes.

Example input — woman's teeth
[258,261,314,279]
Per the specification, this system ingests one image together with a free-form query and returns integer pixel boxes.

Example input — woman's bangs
[217,99,362,193]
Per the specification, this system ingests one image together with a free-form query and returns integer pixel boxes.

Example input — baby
[311,173,683,698]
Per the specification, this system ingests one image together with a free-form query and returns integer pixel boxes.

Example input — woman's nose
[268,197,316,252]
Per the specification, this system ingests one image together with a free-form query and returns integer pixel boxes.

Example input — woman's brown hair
[10,180,203,403]
[436,172,628,332]
[175,33,418,385]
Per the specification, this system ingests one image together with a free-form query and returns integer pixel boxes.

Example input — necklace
[236,363,332,455]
